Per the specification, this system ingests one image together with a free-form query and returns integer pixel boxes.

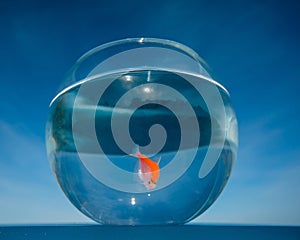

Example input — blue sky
[0,0,300,225]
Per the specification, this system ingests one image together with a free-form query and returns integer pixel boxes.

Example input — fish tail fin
[129,144,140,158]
[133,144,140,155]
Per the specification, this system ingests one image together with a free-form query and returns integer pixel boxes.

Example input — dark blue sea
[1,224,299,240]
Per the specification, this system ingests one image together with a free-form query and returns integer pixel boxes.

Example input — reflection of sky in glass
[0,0,300,225]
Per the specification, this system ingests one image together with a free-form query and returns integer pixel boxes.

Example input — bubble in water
[46,38,238,225]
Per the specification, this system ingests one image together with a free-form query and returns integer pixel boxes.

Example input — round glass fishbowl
[46,38,238,225]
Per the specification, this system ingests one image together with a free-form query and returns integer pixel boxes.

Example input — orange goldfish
[133,148,161,190]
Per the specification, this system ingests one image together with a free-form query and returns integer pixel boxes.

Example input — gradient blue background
[0,0,299,225]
